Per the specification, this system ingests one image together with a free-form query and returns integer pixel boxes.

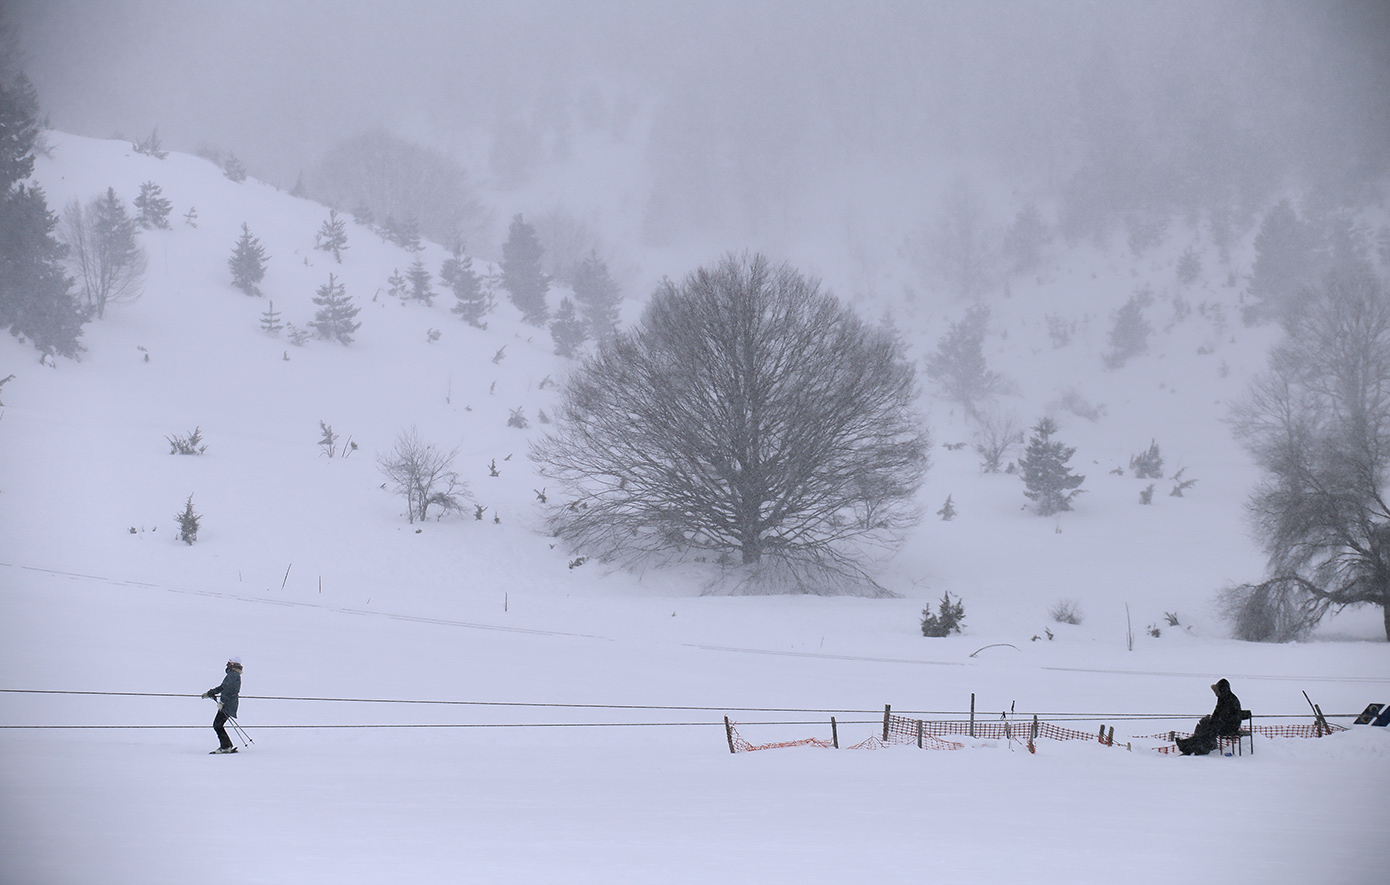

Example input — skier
[1175,678,1241,755]
[201,657,243,753]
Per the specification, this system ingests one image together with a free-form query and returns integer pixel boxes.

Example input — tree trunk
[1383,599,1389,642]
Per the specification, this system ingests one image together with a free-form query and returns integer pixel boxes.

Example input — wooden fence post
[831,716,839,749]
[1097,724,1106,744]
[725,716,736,754]
[917,719,924,748]
[883,704,891,741]
[969,693,975,738]
[1029,714,1038,754]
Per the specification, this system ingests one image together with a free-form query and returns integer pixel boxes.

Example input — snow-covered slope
[1,135,1387,884]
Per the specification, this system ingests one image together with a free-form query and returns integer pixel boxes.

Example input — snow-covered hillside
[1,135,1387,884]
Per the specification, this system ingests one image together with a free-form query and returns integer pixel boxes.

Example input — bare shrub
[973,411,1024,474]
[1049,599,1084,625]
[377,427,469,524]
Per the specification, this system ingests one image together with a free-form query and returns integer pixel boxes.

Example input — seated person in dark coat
[1176,678,1242,755]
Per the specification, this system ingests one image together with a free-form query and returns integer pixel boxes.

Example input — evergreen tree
[1003,203,1050,275]
[386,268,407,300]
[311,273,360,344]
[1247,199,1322,323]
[259,300,282,335]
[1,184,84,357]
[0,67,84,357]
[290,171,307,198]
[314,208,348,263]
[1019,417,1085,516]
[0,71,40,186]
[571,250,620,342]
[1103,292,1153,369]
[924,305,1004,415]
[223,153,247,182]
[131,128,167,159]
[381,214,421,251]
[405,258,433,305]
[175,493,200,545]
[549,296,587,358]
[228,223,268,296]
[501,213,549,324]
[442,241,489,328]
[133,181,172,230]
[0,69,84,357]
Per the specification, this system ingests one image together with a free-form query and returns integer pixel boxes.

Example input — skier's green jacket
[207,666,241,718]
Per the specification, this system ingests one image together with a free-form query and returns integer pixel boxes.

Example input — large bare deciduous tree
[61,188,146,319]
[1227,271,1390,640]
[532,253,930,595]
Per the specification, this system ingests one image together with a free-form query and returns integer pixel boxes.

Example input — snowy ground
[2,135,1388,883]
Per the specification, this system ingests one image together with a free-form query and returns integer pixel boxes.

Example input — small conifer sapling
[314,209,348,263]
[228,223,269,296]
[310,273,361,345]
[133,181,172,230]
[176,494,201,545]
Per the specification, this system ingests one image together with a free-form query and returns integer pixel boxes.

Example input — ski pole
[227,716,254,746]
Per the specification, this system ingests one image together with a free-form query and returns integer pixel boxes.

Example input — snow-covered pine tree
[1003,203,1050,275]
[175,493,200,544]
[937,494,956,521]
[228,223,268,296]
[378,268,401,300]
[223,153,247,182]
[1103,290,1152,369]
[381,215,421,251]
[442,241,490,327]
[2,66,81,351]
[259,300,282,335]
[1129,440,1163,478]
[311,272,360,344]
[549,296,587,358]
[1019,417,1085,516]
[133,181,172,230]
[924,305,1004,415]
[314,209,348,263]
[1247,199,1321,323]
[501,213,549,325]
[0,70,85,358]
[405,258,433,305]
[571,250,620,343]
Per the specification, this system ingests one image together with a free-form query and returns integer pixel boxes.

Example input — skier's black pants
[213,710,233,749]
